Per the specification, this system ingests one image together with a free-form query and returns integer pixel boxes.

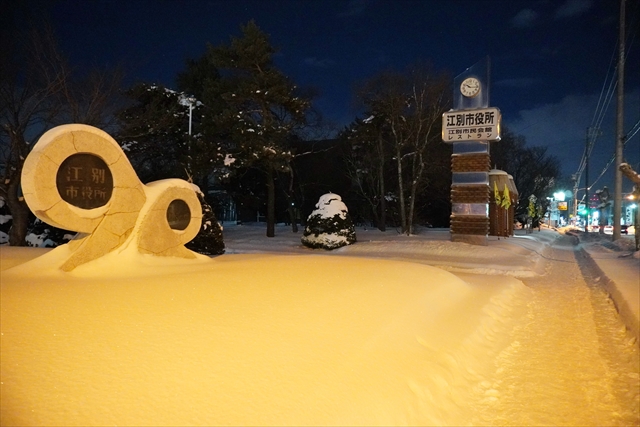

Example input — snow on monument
[20,124,204,271]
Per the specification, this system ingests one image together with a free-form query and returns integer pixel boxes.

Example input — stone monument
[21,124,202,271]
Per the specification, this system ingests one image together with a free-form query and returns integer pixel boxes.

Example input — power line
[625,118,640,142]
[574,26,637,183]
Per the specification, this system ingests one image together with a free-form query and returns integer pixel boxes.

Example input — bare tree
[342,115,389,231]
[59,66,125,132]
[0,21,123,245]
[0,24,66,245]
[353,65,450,234]
[403,65,450,234]
[356,71,411,232]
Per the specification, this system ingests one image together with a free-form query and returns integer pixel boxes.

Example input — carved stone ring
[21,124,202,271]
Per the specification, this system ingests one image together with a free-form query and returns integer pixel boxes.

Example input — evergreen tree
[116,83,219,184]
[116,85,227,255]
[200,21,311,237]
[177,55,220,102]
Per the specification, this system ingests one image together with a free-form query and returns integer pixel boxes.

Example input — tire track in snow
[471,234,640,426]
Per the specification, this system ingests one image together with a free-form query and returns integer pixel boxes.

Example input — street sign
[442,107,501,143]
[558,201,568,211]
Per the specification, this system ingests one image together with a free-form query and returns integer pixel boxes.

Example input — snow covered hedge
[0,196,12,244]
[301,193,356,250]
[0,189,225,255]
[0,196,74,247]
[25,219,75,247]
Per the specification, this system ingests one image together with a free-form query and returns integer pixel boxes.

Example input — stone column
[450,151,490,245]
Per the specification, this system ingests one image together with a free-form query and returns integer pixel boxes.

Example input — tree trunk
[377,134,386,232]
[287,169,298,233]
[6,178,30,246]
[395,147,407,234]
[266,166,276,237]
[407,151,425,236]
[368,201,380,230]
[408,182,418,236]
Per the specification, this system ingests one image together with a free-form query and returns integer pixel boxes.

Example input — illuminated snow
[1,225,638,426]
[310,193,348,219]
[223,154,236,166]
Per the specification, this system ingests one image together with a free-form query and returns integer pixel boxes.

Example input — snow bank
[226,225,554,277]
[3,225,637,425]
[1,248,531,426]
[571,230,640,342]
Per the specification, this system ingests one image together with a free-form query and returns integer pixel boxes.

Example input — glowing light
[553,191,566,202]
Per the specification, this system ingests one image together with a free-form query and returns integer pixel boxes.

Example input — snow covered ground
[1,224,638,426]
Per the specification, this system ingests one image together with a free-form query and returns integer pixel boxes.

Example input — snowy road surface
[1,226,638,425]
[468,234,639,426]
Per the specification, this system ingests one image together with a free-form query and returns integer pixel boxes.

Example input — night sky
[12,0,640,193]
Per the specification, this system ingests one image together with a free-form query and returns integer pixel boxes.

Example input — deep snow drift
[1,225,638,426]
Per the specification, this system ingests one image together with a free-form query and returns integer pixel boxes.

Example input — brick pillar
[450,152,490,245]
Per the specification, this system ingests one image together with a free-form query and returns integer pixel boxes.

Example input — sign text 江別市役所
[442,107,501,142]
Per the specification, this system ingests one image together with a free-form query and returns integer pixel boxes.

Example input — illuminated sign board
[442,107,501,142]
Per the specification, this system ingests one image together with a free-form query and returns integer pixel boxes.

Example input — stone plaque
[56,153,113,209]
[167,199,191,230]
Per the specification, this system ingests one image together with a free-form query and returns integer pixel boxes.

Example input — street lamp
[187,97,196,173]
[188,97,196,136]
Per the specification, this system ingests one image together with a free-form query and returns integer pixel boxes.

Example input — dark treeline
[1,19,561,245]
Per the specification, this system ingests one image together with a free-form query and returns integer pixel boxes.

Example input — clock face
[460,77,481,98]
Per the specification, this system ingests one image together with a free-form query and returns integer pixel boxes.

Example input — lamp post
[188,97,195,136]
[187,97,196,173]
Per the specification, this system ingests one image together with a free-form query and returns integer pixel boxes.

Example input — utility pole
[571,174,578,219]
[585,128,590,232]
[613,0,626,240]
[584,126,602,232]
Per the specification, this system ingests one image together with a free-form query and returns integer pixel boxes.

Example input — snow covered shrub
[185,187,225,256]
[0,196,11,244]
[0,196,75,247]
[25,218,75,248]
[301,193,356,250]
